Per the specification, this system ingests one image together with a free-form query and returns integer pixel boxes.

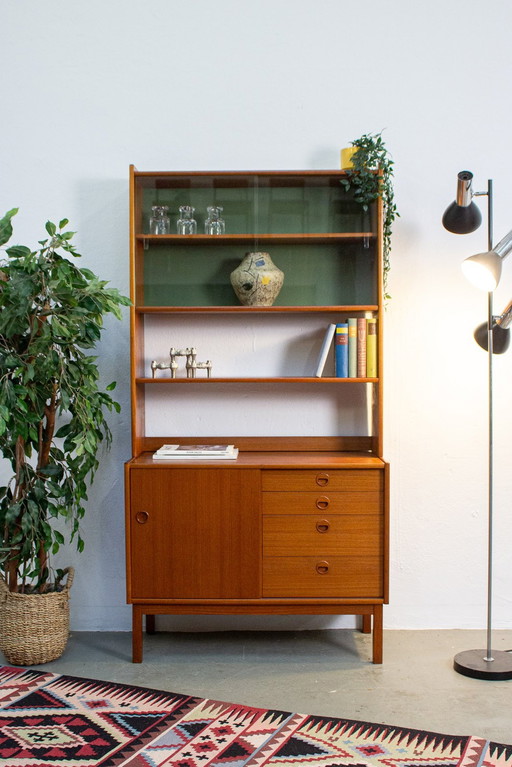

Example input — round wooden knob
[135,511,149,524]
[315,472,329,487]
[316,561,330,575]
[316,519,330,533]
[316,496,330,510]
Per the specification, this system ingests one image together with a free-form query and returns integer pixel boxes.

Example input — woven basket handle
[56,566,75,592]
[0,576,9,600]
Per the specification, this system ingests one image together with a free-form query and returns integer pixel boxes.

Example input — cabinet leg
[146,614,156,634]
[132,606,143,663]
[361,614,371,634]
[372,605,383,664]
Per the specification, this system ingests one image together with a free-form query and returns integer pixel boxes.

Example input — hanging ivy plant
[340,132,398,300]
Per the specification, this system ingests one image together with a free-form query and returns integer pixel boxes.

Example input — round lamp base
[454,649,512,680]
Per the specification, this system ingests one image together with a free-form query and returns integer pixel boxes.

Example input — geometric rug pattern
[0,665,511,767]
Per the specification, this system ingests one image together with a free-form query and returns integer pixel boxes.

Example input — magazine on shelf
[152,444,238,460]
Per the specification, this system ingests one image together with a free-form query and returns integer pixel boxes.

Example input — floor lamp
[443,170,512,680]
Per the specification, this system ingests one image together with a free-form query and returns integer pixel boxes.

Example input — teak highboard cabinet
[125,166,389,663]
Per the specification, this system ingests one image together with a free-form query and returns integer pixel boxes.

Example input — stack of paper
[152,444,239,460]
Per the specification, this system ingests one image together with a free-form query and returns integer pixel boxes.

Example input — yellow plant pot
[340,146,358,169]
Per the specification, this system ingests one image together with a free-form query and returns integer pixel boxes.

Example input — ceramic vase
[230,252,284,307]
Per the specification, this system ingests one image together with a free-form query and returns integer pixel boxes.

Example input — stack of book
[152,444,239,460]
[315,318,377,378]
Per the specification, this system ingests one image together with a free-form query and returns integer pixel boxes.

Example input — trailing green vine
[340,132,398,300]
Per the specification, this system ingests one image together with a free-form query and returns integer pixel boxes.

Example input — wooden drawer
[261,469,382,493]
[263,515,382,557]
[262,491,381,516]
[262,556,383,597]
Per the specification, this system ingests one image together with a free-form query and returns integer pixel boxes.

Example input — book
[153,444,238,460]
[153,451,239,460]
[156,444,235,454]
[366,318,377,377]
[357,317,367,378]
[347,317,358,377]
[315,323,336,377]
[334,323,348,377]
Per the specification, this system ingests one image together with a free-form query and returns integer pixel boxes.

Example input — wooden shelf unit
[125,167,389,663]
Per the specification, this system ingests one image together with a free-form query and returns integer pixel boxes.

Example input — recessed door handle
[316,472,329,487]
[316,561,330,575]
[135,511,149,524]
[316,496,330,510]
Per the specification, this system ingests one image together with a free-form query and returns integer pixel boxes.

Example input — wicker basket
[0,567,74,665]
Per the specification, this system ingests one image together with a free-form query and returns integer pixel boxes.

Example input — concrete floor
[3,629,512,745]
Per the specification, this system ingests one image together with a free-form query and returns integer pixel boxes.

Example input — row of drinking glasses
[149,205,225,235]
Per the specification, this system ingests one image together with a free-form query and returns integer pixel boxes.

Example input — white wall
[2,0,512,632]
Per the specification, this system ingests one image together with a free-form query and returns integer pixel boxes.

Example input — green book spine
[366,318,377,377]
[348,318,357,377]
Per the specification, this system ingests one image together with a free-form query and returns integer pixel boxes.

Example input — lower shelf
[138,377,379,383]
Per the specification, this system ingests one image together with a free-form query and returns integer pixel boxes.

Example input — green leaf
[54,423,72,439]
[38,464,62,477]
[106,381,117,391]
[6,245,32,259]
[0,208,18,246]
[45,220,57,236]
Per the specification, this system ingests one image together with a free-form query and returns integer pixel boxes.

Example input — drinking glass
[205,206,225,235]
[177,206,197,235]
[149,205,170,235]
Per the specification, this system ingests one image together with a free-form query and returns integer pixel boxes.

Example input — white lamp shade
[461,251,502,291]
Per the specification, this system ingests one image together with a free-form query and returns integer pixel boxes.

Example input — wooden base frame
[131,603,384,665]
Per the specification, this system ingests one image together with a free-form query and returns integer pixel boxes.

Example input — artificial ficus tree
[0,208,130,593]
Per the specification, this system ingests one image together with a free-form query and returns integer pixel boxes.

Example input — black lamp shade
[474,321,510,354]
[442,201,483,234]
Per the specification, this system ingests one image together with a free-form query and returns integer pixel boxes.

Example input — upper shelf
[136,233,375,246]
[132,168,375,185]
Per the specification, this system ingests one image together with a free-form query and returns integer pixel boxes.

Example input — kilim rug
[0,665,511,767]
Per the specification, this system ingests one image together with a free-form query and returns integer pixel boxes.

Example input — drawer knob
[316,561,330,575]
[135,511,149,524]
[316,472,330,487]
[316,519,330,533]
[316,496,330,510]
